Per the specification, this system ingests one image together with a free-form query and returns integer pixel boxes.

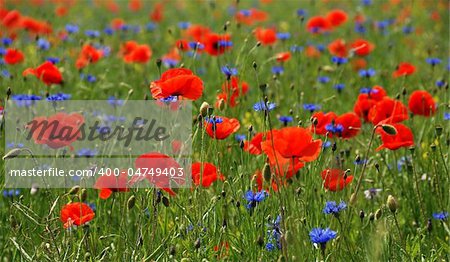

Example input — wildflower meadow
[0,0,449,261]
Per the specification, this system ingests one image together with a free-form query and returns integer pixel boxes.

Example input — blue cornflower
[279,116,293,126]
[290,45,303,53]
[444,112,450,120]
[1,69,10,78]
[218,40,233,48]
[432,211,448,221]
[361,0,372,5]
[271,66,284,75]
[146,22,157,31]
[46,57,60,64]
[333,83,345,92]
[296,9,307,17]
[221,65,238,77]
[253,101,276,112]
[6,142,23,148]
[0,47,6,56]
[103,27,114,35]
[276,32,291,40]
[322,141,332,148]
[108,96,124,106]
[239,9,251,16]
[11,94,42,107]
[86,202,96,213]
[163,58,179,68]
[325,123,344,134]
[77,148,98,157]
[359,87,379,95]
[204,117,223,124]
[355,23,366,34]
[332,56,348,65]
[47,93,71,101]
[359,68,376,78]
[65,24,79,34]
[80,73,97,83]
[316,44,325,52]
[235,134,246,142]
[266,215,282,251]
[178,21,191,29]
[323,201,347,216]
[303,103,321,112]
[354,158,368,165]
[435,80,446,88]
[3,189,20,198]
[397,156,411,171]
[309,227,337,246]
[376,20,390,32]
[364,188,382,200]
[188,42,205,50]
[244,190,268,209]
[426,58,441,66]
[160,96,178,103]
[317,76,330,84]
[2,37,13,46]
[85,30,100,38]
[402,26,414,34]
[37,38,50,50]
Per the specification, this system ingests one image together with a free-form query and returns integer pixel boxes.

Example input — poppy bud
[332,142,337,152]
[68,186,80,195]
[252,61,258,69]
[427,219,432,232]
[239,140,245,149]
[162,196,169,207]
[194,238,201,249]
[169,245,176,256]
[297,120,302,127]
[369,212,375,221]
[375,163,380,172]
[386,195,398,213]
[381,124,397,135]
[290,83,295,90]
[236,200,240,208]
[375,208,383,220]
[127,195,136,209]
[80,188,88,202]
[144,94,148,100]
[257,235,264,247]
[221,190,226,197]
[199,102,210,117]
[349,193,357,205]
[156,58,162,69]
[311,117,318,126]
[248,125,253,132]
[355,155,361,163]
[217,98,225,111]
[402,87,407,96]
[359,210,365,220]
[430,144,436,152]
[435,125,443,136]
[263,163,272,182]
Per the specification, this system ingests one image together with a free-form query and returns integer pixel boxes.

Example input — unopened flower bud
[387,195,398,213]
[199,102,210,117]
[127,195,136,209]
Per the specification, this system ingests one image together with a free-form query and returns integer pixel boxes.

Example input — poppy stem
[350,124,379,205]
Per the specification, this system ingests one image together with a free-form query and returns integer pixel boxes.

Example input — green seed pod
[162,196,170,207]
[127,195,136,210]
[80,188,88,202]
[199,102,210,117]
[68,186,80,195]
[375,208,383,220]
[381,124,397,135]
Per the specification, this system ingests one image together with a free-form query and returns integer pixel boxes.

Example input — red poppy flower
[216,77,249,107]
[205,116,240,140]
[334,113,362,139]
[328,38,348,58]
[275,51,291,62]
[305,45,321,58]
[261,138,305,179]
[262,127,322,161]
[121,41,139,55]
[408,90,436,116]
[326,9,348,27]
[60,202,95,229]
[150,68,204,100]
[368,97,408,124]
[149,3,164,23]
[376,123,414,151]
[75,44,103,69]
[310,111,338,136]
[55,5,68,17]
[26,112,84,150]
[23,61,63,85]
[175,39,190,51]
[203,33,232,56]
[131,152,184,196]
[2,10,21,28]
[235,8,267,25]
[351,58,367,71]
[244,132,264,155]
[321,168,353,191]
[350,38,374,56]
[162,47,181,66]
[124,44,152,63]
[4,48,24,64]
[306,16,330,33]
[185,24,211,42]
[128,0,142,12]
[191,162,224,187]
[353,86,387,122]
[111,18,125,30]
[254,27,277,45]
[20,17,52,35]
[94,171,129,199]
[253,169,278,192]
[393,62,416,78]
